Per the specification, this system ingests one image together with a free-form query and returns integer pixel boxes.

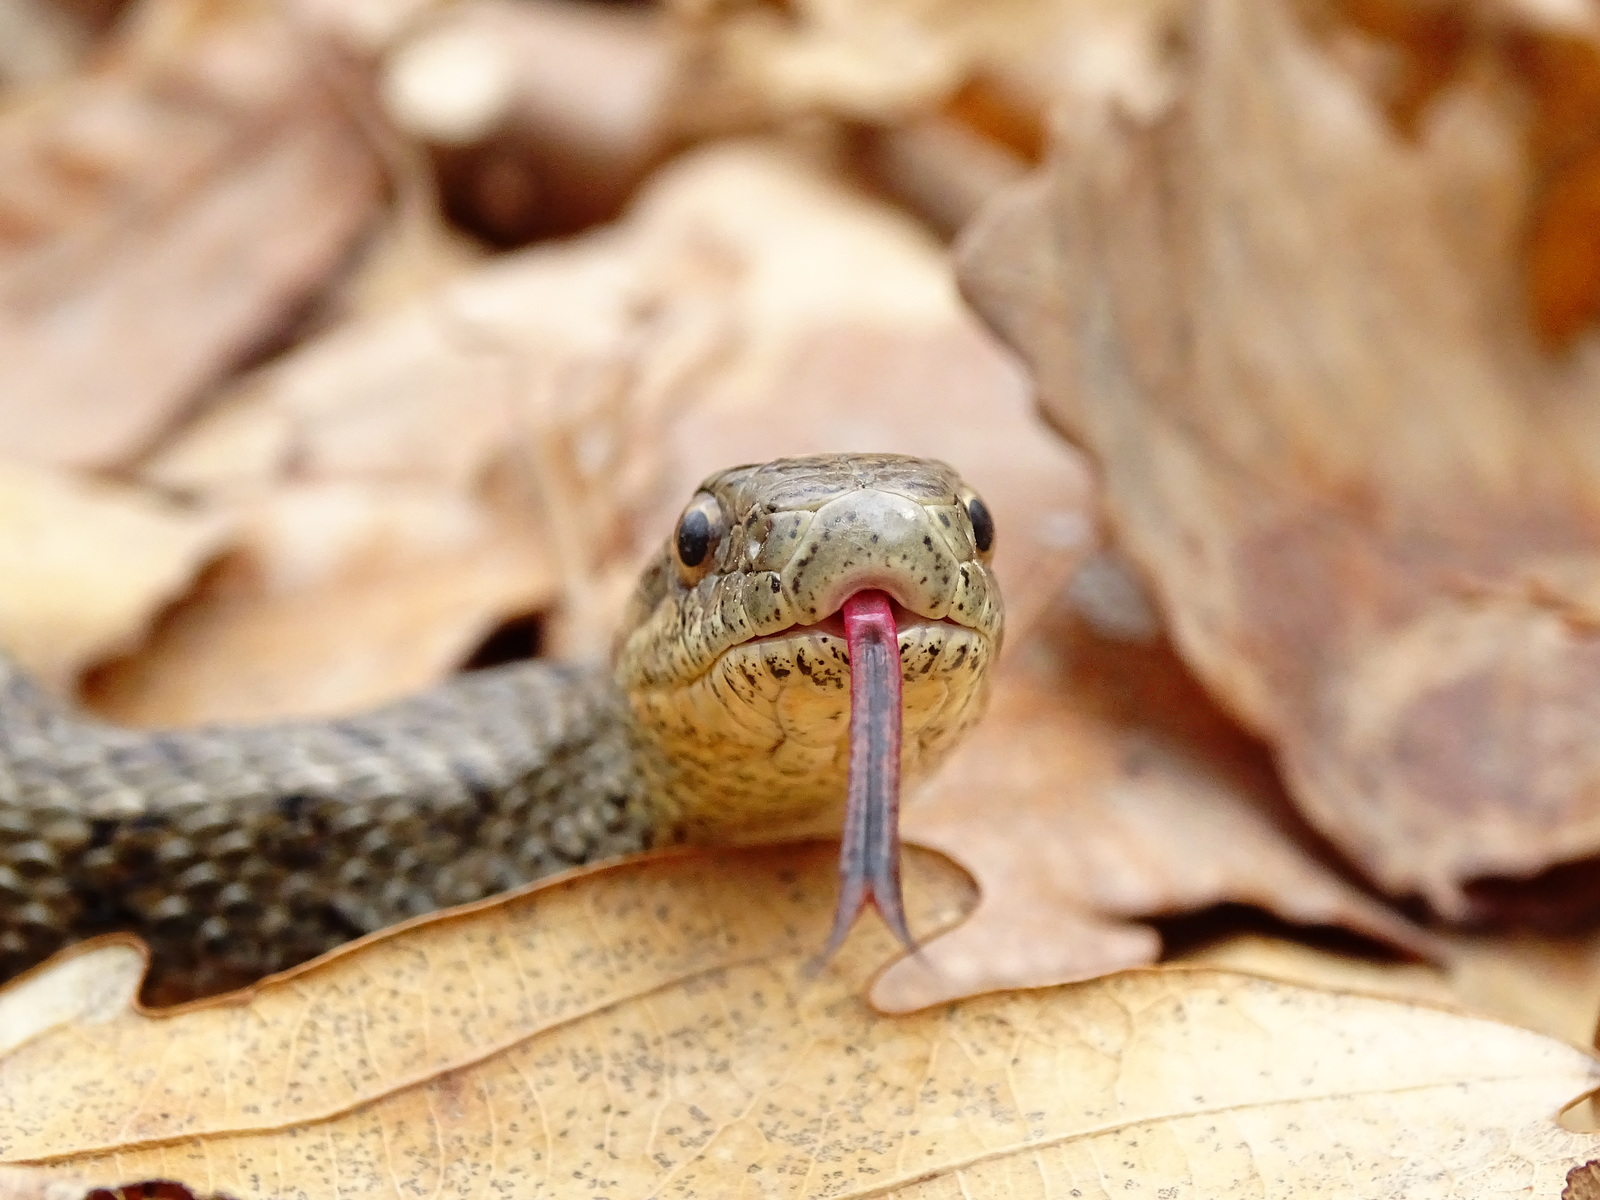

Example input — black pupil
[967,496,994,553]
[677,508,712,567]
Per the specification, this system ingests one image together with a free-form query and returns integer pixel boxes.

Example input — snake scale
[0,454,1002,998]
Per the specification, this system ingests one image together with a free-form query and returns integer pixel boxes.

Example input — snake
[0,454,1003,999]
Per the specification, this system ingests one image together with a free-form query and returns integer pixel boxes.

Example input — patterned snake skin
[0,454,1002,998]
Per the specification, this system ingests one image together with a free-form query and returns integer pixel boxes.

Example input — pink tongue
[820,589,913,962]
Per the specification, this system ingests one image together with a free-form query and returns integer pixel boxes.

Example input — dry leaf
[0,939,145,1058]
[1445,931,1600,1050]
[666,0,1177,129]
[878,555,1436,1011]
[857,115,1032,239]
[0,0,383,468]
[2,844,1598,1199]
[1572,1158,1600,1200]
[382,0,680,241]
[84,473,555,724]
[1188,926,1600,1052]
[959,0,1600,916]
[0,0,89,89]
[1182,932,1460,1012]
[0,461,229,692]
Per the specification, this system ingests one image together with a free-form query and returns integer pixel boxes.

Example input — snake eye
[674,493,725,581]
[961,489,995,555]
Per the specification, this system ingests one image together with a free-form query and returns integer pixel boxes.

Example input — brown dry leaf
[0,0,90,89]
[85,473,555,724]
[0,939,144,1057]
[381,0,681,241]
[1187,927,1600,1052]
[1482,6,1600,349]
[959,0,1600,916]
[101,176,733,719]
[0,0,383,468]
[1572,1160,1600,1200]
[1,845,1598,1199]
[1182,933,1461,1013]
[877,554,1435,1011]
[857,115,1033,239]
[1444,931,1600,1051]
[0,461,229,692]
[665,0,1179,129]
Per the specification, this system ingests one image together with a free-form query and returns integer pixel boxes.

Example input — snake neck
[0,656,656,999]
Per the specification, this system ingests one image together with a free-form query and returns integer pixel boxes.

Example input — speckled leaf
[1,845,1597,1199]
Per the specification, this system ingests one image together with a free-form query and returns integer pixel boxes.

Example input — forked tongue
[819,588,912,963]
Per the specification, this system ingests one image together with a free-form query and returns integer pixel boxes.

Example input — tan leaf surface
[0,939,143,1058]
[0,0,383,468]
[381,0,680,241]
[2,845,1598,1199]
[1187,928,1600,1052]
[0,0,89,89]
[0,461,229,692]
[665,0,1179,129]
[879,554,1436,1011]
[85,474,555,725]
[959,0,1600,916]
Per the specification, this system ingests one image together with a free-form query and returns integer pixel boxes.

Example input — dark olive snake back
[0,656,651,996]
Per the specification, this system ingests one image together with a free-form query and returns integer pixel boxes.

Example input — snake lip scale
[742,602,963,647]
[0,453,1003,1000]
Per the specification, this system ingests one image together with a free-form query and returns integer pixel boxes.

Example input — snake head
[615,453,1004,954]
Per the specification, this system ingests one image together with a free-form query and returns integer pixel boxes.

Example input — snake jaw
[819,588,913,963]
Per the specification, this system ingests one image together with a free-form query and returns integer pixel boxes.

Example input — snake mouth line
[743,597,974,652]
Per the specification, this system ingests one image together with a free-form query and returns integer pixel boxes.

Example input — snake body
[0,455,1002,997]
